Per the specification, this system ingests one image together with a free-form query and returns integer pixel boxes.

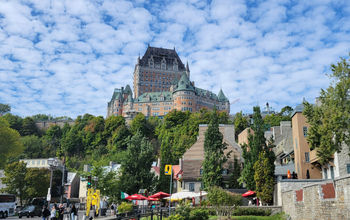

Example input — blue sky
[0,0,349,118]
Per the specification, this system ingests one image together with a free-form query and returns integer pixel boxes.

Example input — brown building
[292,104,322,179]
[181,124,242,192]
[107,46,230,118]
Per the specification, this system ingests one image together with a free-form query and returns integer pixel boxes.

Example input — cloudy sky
[0,0,349,118]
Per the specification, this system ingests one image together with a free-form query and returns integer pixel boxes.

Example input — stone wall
[281,174,350,219]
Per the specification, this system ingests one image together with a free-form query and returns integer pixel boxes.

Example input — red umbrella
[150,192,170,199]
[125,194,148,200]
[242,190,256,197]
[147,196,159,201]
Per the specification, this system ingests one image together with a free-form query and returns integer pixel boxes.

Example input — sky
[0,0,349,118]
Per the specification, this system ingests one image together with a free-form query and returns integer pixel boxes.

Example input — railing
[115,207,176,220]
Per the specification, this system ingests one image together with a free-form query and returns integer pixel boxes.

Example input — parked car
[18,205,41,218]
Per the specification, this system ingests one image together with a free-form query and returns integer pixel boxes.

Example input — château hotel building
[107,46,230,118]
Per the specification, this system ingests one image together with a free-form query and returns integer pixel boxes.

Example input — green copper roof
[135,91,173,102]
[218,89,228,101]
[195,87,219,100]
[174,73,195,92]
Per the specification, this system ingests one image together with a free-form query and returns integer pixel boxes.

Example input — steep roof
[135,91,173,102]
[173,73,195,92]
[218,89,228,102]
[139,46,186,71]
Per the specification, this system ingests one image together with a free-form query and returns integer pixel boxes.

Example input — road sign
[165,165,172,175]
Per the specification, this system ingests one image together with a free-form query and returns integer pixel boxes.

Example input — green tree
[303,56,350,164]
[239,106,275,190]
[31,114,54,121]
[0,104,11,116]
[119,132,155,194]
[228,158,241,189]
[21,117,40,136]
[233,111,249,140]
[2,113,23,134]
[25,168,50,199]
[202,109,228,189]
[280,106,293,117]
[0,118,23,168]
[0,162,27,205]
[42,125,62,157]
[254,152,275,204]
[20,135,45,158]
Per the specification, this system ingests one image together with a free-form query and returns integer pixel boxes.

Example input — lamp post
[47,158,58,206]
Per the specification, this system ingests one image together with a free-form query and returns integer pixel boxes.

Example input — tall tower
[133,45,187,99]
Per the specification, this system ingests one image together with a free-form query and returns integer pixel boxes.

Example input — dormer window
[148,56,154,68]
[161,57,166,70]
[173,59,178,71]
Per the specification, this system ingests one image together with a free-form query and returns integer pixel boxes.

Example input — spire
[186,61,190,72]
[218,89,228,102]
[137,54,140,64]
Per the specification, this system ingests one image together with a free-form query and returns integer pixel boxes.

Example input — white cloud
[0,0,349,117]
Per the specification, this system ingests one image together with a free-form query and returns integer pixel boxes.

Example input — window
[199,169,203,175]
[323,168,328,179]
[189,183,195,192]
[305,152,310,163]
[303,127,308,137]
[330,166,334,179]
[222,169,228,175]
[347,164,350,174]
[138,108,142,111]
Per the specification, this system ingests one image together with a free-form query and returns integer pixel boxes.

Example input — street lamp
[47,158,66,205]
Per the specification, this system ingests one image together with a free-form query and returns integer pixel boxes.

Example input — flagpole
[169,167,173,216]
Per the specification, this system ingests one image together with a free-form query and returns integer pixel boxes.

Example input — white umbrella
[165,190,207,201]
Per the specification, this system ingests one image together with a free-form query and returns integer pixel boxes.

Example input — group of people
[41,204,78,220]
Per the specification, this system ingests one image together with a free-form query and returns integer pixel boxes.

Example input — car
[18,205,41,218]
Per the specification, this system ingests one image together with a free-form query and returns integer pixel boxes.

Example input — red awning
[242,190,256,197]
[125,194,148,200]
[147,196,159,201]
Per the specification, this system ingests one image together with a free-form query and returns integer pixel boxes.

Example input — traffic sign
[165,165,172,175]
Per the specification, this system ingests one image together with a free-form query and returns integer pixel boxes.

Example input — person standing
[50,205,57,220]
[42,205,50,220]
[70,204,77,220]
[58,204,64,220]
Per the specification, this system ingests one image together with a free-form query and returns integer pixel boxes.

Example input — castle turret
[173,73,196,112]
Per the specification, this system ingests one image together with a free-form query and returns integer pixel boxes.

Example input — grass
[208,213,287,220]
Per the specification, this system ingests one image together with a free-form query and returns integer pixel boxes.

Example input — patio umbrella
[147,196,159,201]
[125,194,148,200]
[150,192,170,199]
[164,190,199,201]
[242,190,256,197]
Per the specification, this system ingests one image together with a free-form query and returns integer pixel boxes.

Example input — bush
[175,202,191,220]
[189,208,209,220]
[168,214,185,220]
[232,207,272,216]
[208,186,242,207]
[117,202,133,213]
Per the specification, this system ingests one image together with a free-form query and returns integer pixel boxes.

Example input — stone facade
[107,46,230,118]
[281,174,350,220]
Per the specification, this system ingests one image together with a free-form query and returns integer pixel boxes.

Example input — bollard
[160,209,162,220]
[82,215,86,220]
[151,209,153,220]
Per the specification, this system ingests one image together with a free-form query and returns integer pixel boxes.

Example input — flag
[121,192,129,199]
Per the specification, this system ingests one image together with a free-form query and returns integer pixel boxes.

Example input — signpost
[165,165,172,216]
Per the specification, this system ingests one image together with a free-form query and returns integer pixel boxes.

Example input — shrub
[175,202,191,220]
[232,207,271,216]
[207,186,242,207]
[168,214,185,220]
[189,208,209,220]
[117,202,133,213]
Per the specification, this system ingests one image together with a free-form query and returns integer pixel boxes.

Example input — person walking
[70,204,77,220]
[58,204,64,220]
[42,205,50,220]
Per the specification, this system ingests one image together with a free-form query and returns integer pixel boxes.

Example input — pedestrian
[58,204,64,220]
[50,205,57,220]
[70,204,77,220]
[42,205,50,220]
[110,203,115,216]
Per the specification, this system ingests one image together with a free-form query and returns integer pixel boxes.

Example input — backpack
[55,210,59,218]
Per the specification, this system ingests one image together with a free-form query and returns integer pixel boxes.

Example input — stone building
[181,124,242,192]
[107,46,230,118]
